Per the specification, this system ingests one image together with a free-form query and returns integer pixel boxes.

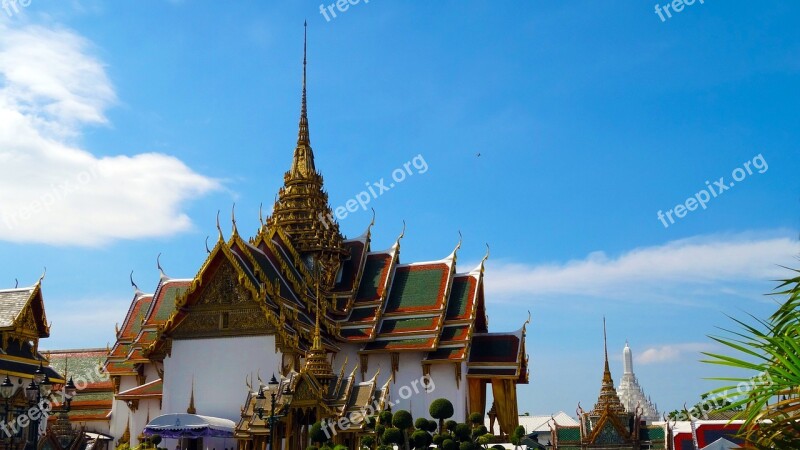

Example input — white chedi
[617,342,660,422]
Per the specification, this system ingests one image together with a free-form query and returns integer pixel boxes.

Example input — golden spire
[187,377,197,414]
[303,263,334,390]
[297,21,311,150]
[265,23,346,288]
[590,317,626,416]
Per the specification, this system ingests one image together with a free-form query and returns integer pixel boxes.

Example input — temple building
[0,280,65,450]
[550,323,665,450]
[98,27,529,450]
[617,342,659,423]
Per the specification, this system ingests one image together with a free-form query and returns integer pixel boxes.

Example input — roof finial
[369,207,376,228]
[130,271,143,297]
[187,377,196,414]
[231,203,238,235]
[205,236,211,254]
[157,253,169,281]
[14,278,18,288]
[259,202,265,230]
[37,268,46,285]
[216,210,224,242]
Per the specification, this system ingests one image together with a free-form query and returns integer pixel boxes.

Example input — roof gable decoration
[0,280,50,339]
[144,242,300,359]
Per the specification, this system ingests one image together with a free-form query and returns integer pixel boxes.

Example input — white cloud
[637,343,716,365]
[484,231,800,304]
[0,22,219,246]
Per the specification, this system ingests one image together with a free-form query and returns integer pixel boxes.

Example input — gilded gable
[171,261,274,339]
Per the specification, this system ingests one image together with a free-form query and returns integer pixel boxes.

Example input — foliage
[430,398,455,434]
[411,430,432,449]
[383,428,404,445]
[702,268,800,448]
[305,446,317,450]
[309,422,329,445]
[445,420,458,433]
[360,436,375,450]
[471,425,488,441]
[415,417,430,431]
[379,410,393,425]
[666,393,741,420]
[433,434,445,447]
[375,425,386,443]
[333,445,347,450]
[377,446,392,450]
[468,412,483,426]
[442,439,458,450]
[393,410,414,429]
[149,435,162,446]
[510,425,525,448]
[454,423,472,441]
[459,442,475,450]
[426,419,439,433]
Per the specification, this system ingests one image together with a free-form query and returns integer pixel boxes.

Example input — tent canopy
[143,413,236,438]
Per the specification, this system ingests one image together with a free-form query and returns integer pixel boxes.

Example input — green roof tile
[446,276,475,320]
[380,317,436,333]
[355,255,390,302]
[385,265,448,313]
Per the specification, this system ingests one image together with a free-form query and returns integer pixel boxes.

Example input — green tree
[445,420,458,435]
[309,422,329,447]
[379,411,393,426]
[510,425,525,450]
[426,419,439,433]
[442,440,458,450]
[454,424,472,442]
[430,398,455,434]
[383,428,404,446]
[392,410,414,450]
[468,413,483,428]
[411,430,432,449]
[703,269,800,448]
[360,436,375,450]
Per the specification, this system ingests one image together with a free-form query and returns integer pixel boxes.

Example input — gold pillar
[490,379,519,436]
[467,378,487,417]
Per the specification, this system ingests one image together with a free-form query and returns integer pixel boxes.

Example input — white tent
[143,413,236,438]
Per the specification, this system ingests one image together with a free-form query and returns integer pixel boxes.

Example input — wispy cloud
[484,231,799,304]
[0,22,219,246]
[637,343,717,365]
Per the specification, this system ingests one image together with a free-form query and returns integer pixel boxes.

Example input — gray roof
[0,287,35,328]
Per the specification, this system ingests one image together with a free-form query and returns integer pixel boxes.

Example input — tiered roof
[0,282,62,381]
[47,349,114,422]
[105,275,190,376]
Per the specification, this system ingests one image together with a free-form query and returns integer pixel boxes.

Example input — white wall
[163,336,282,422]
[334,349,468,424]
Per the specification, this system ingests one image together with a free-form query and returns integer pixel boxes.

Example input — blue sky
[0,1,798,417]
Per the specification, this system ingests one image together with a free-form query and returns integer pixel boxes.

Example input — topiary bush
[442,439,458,450]
[429,398,455,434]
[383,428,404,445]
[454,423,472,442]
